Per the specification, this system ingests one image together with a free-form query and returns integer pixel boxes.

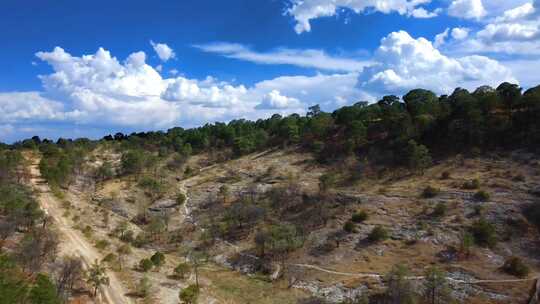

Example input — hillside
[74,144,539,304]
[2,82,540,303]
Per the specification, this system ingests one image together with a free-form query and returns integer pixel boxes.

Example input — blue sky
[1,0,539,142]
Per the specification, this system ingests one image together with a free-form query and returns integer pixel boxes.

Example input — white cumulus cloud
[446,1,540,55]
[256,90,303,110]
[358,31,516,96]
[451,27,470,40]
[287,0,434,34]
[150,41,176,62]
[448,0,487,20]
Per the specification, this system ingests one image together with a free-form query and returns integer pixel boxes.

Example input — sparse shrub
[133,232,149,248]
[343,221,356,233]
[137,177,164,199]
[441,171,451,180]
[513,174,525,182]
[471,219,497,247]
[502,256,530,278]
[82,225,93,238]
[102,253,116,264]
[139,258,153,272]
[505,216,529,238]
[422,186,440,198]
[368,225,388,242]
[432,202,447,218]
[319,172,338,193]
[150,251,166,269]
[463,179,480,190]
[417,221,428,231]
[524,202,540,231]
[62,201,72,209]
[95,239,110,250]
[473,190,490,202]
[184,166,193,177]
[459,232,474,257]
[351,210,368,223]
[173,263,190,279]
[179,284,199,304]
[176,193,187,205]
[120,230,134,243]
[473,205,484,216]
[135,275,152,298]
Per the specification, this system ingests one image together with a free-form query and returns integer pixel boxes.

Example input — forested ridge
[7,82,540,171]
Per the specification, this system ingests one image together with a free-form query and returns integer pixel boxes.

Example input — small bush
[512,174,525,182]
[95,239,110,250]
[463,179,480,190]
[459,232,474,257]
[473,205,484,216]
[432,202,447,218]
[441,171,451,179]
[343,221,356,233]
[102,253,117,264]
[502,256,530,278]
[179,284,199,304]
[139,258,153,272]
[422,186,440,198]
[368,225,388,242]
[133,233,149,248]
[120,230,134,243]
[471,219,497,247]
[173,263,190,279]
[473,190,490,202]
[150,251,166,268]
[82,225,93,238]
[176,193,187,205]
[351,210,368,223]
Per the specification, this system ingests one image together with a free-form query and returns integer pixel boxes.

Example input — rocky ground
[56,147,540,303]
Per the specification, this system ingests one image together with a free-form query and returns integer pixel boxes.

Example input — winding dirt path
[28,158,133,304]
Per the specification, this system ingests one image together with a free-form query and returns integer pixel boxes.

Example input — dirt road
[28,160,133,304]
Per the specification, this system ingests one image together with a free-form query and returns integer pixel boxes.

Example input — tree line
[5,82,540,173]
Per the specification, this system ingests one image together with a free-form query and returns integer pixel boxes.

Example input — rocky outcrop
[148,199,180,213]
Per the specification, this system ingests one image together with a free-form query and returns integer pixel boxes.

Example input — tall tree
[85,260,110,297]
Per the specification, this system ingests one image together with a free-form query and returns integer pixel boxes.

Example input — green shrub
[463,179,480,190]
[473,190,490,202]
[95,239,110,250]
[422,186,440,198]
[150,251,166,268]
[82,226,93,238]
[432,202,447,218]
[471,219,497,247]
[139,258,153,272]
[133,233,149,248]
[176,193,187,205]
[351,210,368,223]
[368,225,389,242]
[102,253,117,263]
[343,221,356,233]
[179,284,199,304]
[173,263,190,279]
[459,232,474,257]
[502,256,530,278]
[120,230,134,243]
